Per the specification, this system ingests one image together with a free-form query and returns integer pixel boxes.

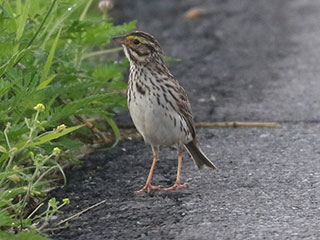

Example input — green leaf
[0,231,49,240]
[15,0,32,41]
[0,187,26,208]
[0,146,7,153]
[15,125,84,149]
[0,0,135,235]
[79,0,93,21]
[40,28,62,84]
[105,117,121,148]
[0,80,12,99]
[0,171,15,179]
[50,94,115,122]
[36,74,57,90]
[26,0,58,49]
[0,209,17,227]
[0,48,28,77]
[0,153,9,167]
[40,0,85,47]
[0,5,11,18]
[48,197,57,207]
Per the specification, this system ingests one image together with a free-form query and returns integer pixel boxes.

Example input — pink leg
[135,146,163,194]
[162,151,187,192]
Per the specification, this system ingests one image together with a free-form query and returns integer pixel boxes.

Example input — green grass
[0,0,135,238]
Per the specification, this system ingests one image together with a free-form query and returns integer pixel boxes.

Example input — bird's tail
[184,140,216,170]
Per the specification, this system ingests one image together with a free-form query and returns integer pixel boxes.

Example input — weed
[0,0,135,238]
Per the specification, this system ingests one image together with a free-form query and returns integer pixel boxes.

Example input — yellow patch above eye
[126,36,146,44]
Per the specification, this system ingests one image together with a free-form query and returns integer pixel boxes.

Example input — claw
[161,182,188,192]
[134,184,164,194]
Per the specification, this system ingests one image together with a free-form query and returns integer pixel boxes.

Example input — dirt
[51,0,320,239]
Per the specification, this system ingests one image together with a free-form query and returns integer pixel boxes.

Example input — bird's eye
[133,39,140,45]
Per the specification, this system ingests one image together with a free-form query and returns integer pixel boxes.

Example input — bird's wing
[165,78,196,139]
[176,84,196,139]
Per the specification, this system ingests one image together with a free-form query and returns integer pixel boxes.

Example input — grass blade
[79,0,93,21]
[105,117,121,148]
[0,171,15,179]
[0,49,28,77]
[40,28,61,84]
[0,231,49,240]
[36,74,57,90]
[26,0,58,49]
[15,0,31,41]
[15,125,84,149]
[40,1,85,48]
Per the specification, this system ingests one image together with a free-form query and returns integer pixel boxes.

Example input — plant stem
[11,0,58,71]
[26,0,58,49]
[4,124,11,149]
[79,0,93,21]
[33,165,57,187]
[3,124,15,172]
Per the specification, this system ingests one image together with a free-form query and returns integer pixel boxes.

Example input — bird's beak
[111,35,127,45]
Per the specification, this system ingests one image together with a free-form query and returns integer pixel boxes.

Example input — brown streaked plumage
[112,31,216,194]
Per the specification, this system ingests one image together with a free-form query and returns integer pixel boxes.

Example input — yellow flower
[34,103,45,111]
[13,165,20,171]
[56,124,66,132]
[7,174,20,183]
[33,190,42,196]
[53,147,61,156]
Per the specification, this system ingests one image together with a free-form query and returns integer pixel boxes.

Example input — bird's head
[112,31,163,64]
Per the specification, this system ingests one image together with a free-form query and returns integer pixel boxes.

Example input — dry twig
[117,121,281,130]
[57,97,110,142]
[58,199,107,226]
[195,121,281,128]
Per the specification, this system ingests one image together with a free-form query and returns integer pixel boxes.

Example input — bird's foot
[161,182,188,192]
[134,183,164,195]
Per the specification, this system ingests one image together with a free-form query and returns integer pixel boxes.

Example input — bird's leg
[162,151,187,191]
[135,146,163,194]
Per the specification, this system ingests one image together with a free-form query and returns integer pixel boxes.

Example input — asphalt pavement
[52,0,320,239]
